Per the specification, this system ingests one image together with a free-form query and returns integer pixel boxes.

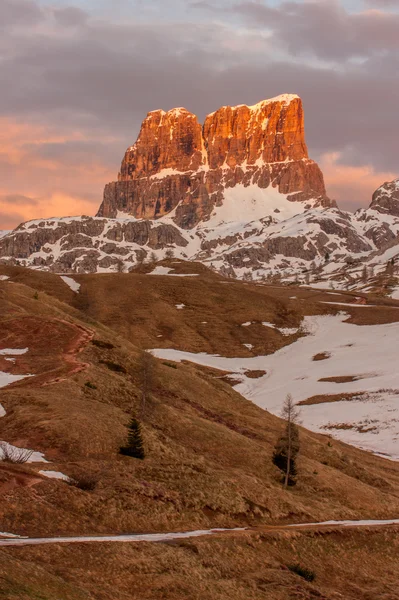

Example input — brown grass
[318,375,366,383]
[0,527,399,600]
[312,351,331,361]
[298,393,363,406]
[1,264,399,598]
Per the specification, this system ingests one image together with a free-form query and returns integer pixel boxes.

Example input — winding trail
[1,519,398,547]
[41,320,94,386]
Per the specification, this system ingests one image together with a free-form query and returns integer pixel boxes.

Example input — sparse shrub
[0,442,33,464]
[33,291,39,300]
[120,418,145,459]
[287,564,315,582]
[100,360,127,374]
[85,381,97,390]
[163,362,177,369]
[92,339,114,350]
[69,473,98,492]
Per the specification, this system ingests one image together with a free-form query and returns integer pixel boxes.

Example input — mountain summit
[1,96,399,287]
[98,94,334,227]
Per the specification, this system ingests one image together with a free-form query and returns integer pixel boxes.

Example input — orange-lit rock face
[98,94,334,227]
[203,96,308,169]
[119,108,204,179]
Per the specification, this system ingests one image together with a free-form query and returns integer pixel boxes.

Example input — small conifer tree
[120,418,145,459]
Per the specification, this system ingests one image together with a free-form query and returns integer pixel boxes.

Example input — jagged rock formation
[369,179,399,217]
[0,91,398,290]
[98,94,334,228]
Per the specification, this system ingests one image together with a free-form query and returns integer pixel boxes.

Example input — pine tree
[149,252,158,264]
[120,418,145,459]
[272,394,300,487]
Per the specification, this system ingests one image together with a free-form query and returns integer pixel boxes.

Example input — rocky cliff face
[2,95,399,291]
[369,179,399,217]
[98,94,334,227]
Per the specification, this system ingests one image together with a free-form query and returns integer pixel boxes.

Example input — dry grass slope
[1,263,399,599]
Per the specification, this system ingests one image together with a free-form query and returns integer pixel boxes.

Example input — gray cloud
[0,0,43,28]
[1,194,38,206]
[0,0,397,222]
[52,6,88,27]
[232,1,399,61]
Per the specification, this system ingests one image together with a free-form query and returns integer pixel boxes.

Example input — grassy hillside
[1,264,399,599]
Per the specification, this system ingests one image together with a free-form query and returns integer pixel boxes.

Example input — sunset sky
[1,0,398,230]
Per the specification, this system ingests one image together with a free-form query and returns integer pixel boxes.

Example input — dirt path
[1,519,398,547]
[41,320,94,386]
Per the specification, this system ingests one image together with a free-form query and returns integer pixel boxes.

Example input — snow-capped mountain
[0,94,398,286]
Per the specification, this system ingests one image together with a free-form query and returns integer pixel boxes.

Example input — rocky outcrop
[369,179,399,217]
[97,94,334,227]
[0,217,189,273]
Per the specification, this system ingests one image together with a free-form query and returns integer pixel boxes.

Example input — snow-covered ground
[0,442,47,463]
[39,470,70,481]
[0,348,31,389]
[60,276,81,293]
[148,266,199,277]
[151,313,399,460]
[289,519,399,528]
[0,527,247,547]
[1,519,398,547]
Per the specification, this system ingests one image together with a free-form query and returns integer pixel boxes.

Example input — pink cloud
[320,152,397,211]
[0,117,116,229]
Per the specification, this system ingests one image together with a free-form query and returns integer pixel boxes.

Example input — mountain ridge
[0,94,398,294]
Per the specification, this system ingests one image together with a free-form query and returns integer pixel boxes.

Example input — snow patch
[0,348,28,356]
[148,266,199,277]
[0,442,48,463]
[39,470,70,482]
[60,276,81,293]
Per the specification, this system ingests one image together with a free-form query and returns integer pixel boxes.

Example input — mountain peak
[369,178,399,216]
[98,93,333,226]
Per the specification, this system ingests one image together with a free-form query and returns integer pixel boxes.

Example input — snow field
[151,313,399,459]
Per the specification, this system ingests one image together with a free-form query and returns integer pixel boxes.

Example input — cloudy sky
[1,0,398,229]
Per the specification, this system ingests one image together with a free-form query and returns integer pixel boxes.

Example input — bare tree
[273,394,301,488]
[165,248,175,260]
